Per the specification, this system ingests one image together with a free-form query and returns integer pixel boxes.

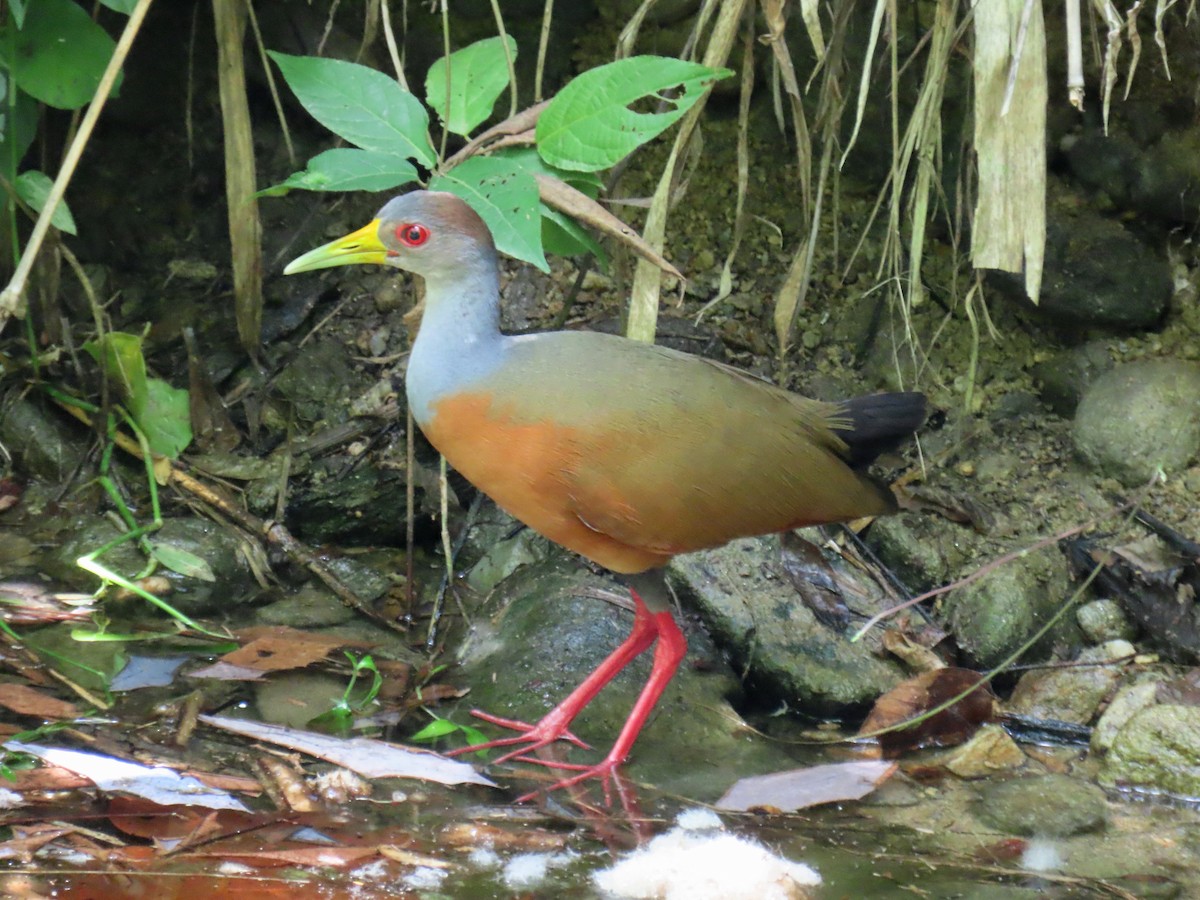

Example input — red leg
[516,608,687,803]
[448,591,662,765]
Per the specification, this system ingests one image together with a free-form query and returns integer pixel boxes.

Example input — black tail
[834,392,926,467]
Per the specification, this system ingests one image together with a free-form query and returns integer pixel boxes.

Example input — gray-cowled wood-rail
[285,190,926,796]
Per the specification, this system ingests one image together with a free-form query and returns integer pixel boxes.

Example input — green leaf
[15,170,77,234]
[148,543,215,582]
[7,0,25,29]
[425,36,516,136]
[492,146,603,194]
[83,332,150,419]
[308,706,353,736]
[410,718,461,742]
[1,0,123,110]
[431,157,546,271]
[488,147,605,262]
[141,378,192,459]
[0,85,39,184]
[99,0,139,12]
[268,51,436,167]
[541,204,606,263]
[258,148,419,197]
[536,56,732,172]
[460,723,490,749]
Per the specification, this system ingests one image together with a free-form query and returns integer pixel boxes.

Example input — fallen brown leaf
[859,667,996,757]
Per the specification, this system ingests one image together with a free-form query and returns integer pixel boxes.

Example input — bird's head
[284,190,496,280]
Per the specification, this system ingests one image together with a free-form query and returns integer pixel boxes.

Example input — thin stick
[535,0,555,101]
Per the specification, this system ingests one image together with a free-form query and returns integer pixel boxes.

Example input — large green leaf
[541,205,606,263]
[431,157,546,271]
[84,332,149,420]
[259,148,418,197]
[425,36,516,137]
[536,56,731,172]
[491,146,603,194]
[16,170,77,234]
[83,332,192,459]
[1,0,122,110]
[0,85,40,184]
[490,147,605,262]
[141,379,193,459]
[269,52,435,167]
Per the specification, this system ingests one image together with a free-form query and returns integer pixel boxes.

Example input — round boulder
[1073,359,1200,486]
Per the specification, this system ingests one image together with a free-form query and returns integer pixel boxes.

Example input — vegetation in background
[266,44,730,272]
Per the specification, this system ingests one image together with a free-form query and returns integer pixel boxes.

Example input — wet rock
[455,553,796,800]
[0,395,87,481]
[668,534,905,712]
[1031,341,1115,418]
[254,670,351,729]
[1091,679,1164,754]
[976,774,1107,836]
[45,515,255,616]
[942,723,1026,779]
[866,513,980,594]
[466,527,550,594]
[1076,599,1137,644]
[1007,640,1133,724]
[1005,198,1171,330]
[942,545,1081,669]
[270,337,367,427]
[24,622,132,694]
[1073,360,1200,486]
[257,582,357,628]
[1100,704,1200,796]
[1066,127,1200,226]
[285,459,409,545]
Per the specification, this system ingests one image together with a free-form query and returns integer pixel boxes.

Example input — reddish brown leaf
[106,796,263,841]
[859,667,996,757]
[190,627,377,680]
[440,822,568,852]
[0,683,79,719]
[190,845,381,868]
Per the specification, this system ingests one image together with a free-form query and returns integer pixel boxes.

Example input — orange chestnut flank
[286,190,926,798]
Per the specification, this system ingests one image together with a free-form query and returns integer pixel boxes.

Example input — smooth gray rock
[454,554,795,800]
[1032,341,1115,418]
[668,534,905,713]
[45,515,255,616]
[976,774,1108,836]
[1007,640,1134,724]
[1100,704,1200,796]
[942,545,1081,668]
[1073,360,1200,486]
[1076,598,1137,643]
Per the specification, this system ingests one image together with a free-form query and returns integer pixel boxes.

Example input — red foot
[450,589,688,802]
[515,756,625,804]
[445,708,591,767]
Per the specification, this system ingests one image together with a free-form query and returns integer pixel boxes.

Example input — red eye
[396,223,429,247]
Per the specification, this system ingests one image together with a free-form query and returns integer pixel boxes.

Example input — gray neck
[405,257,508,424]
